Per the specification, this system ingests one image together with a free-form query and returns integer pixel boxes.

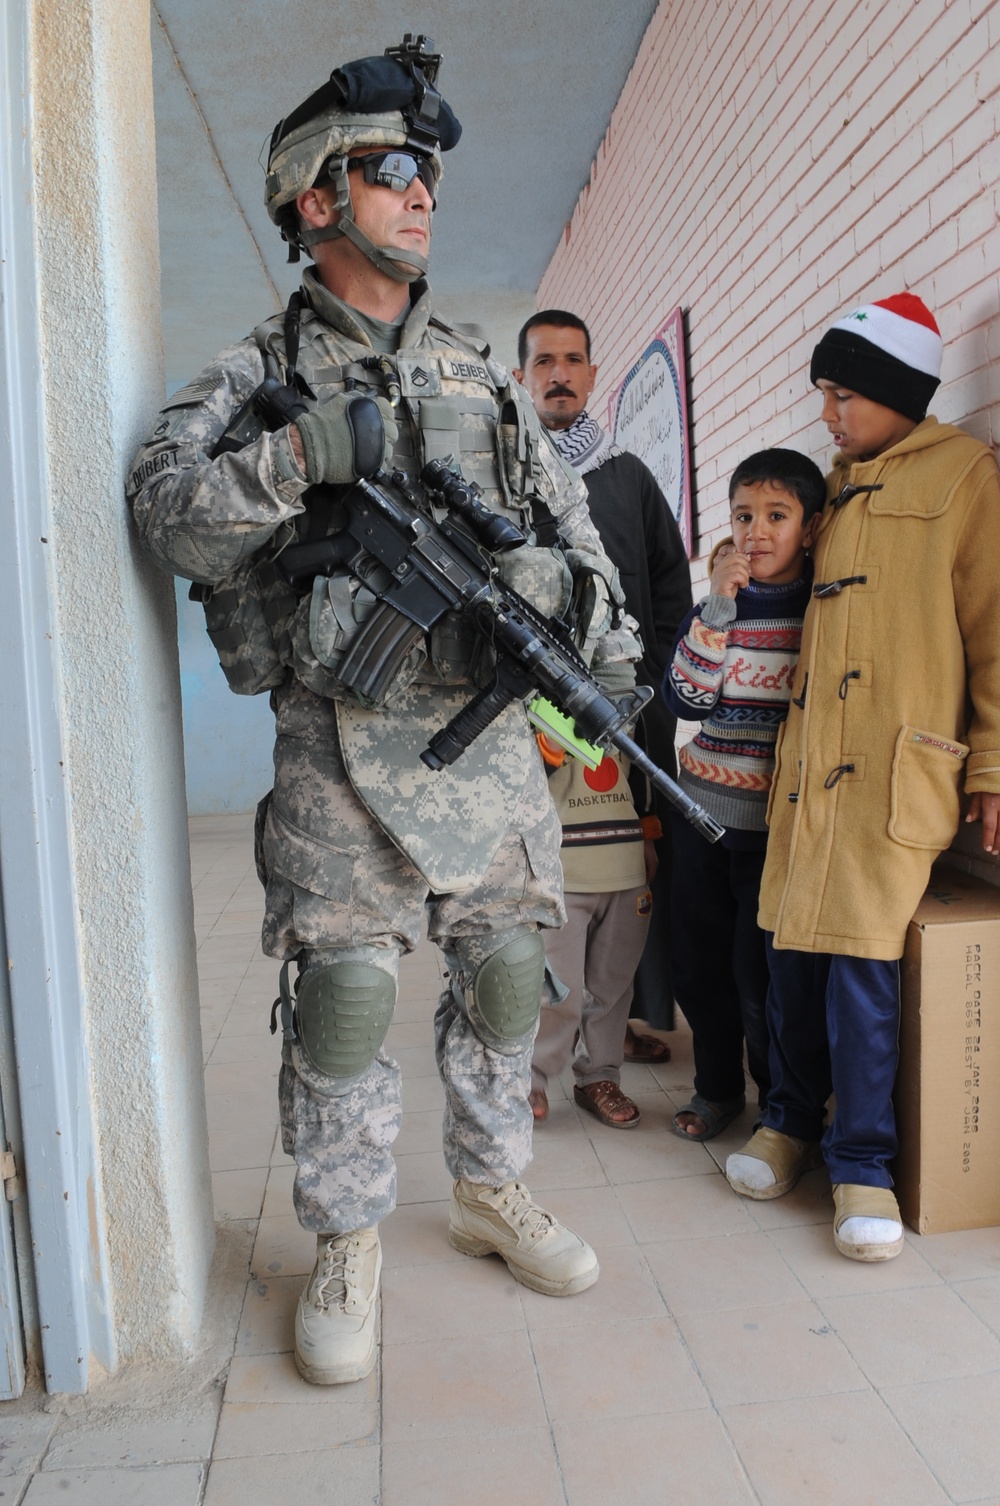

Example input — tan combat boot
[294,1227,381,1385]
[448,1179,599,1296]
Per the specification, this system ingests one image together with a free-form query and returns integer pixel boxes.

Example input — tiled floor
[3,812,1000,1504]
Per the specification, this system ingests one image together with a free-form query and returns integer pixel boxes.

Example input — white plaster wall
[28,0,213,1358]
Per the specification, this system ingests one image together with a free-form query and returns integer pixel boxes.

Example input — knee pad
[458,929,546,1055]
[293,957,396,1089]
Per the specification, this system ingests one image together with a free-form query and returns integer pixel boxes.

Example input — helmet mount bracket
[383,34,443,157]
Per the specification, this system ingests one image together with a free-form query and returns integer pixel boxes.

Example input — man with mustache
[514,311,692,1097]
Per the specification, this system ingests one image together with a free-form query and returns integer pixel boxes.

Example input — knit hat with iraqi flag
[810,293,943,422]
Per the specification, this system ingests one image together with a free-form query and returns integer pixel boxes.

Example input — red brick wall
[537,0,1000,582]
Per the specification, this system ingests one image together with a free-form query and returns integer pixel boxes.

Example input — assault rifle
[268,416,724,843]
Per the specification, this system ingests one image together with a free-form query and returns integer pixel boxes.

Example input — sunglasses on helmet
[346,151,437,205]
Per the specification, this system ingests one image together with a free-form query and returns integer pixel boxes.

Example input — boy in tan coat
[725,293,1000,1262]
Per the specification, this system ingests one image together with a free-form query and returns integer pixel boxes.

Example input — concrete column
[11,0,213,1380]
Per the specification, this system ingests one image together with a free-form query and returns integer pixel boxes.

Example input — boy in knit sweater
[665,450,825,1141]
[726,294,1000,1264]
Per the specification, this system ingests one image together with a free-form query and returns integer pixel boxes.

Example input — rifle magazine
[336,600,428,707]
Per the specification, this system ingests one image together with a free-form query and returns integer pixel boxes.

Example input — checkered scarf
[548,410,619,476]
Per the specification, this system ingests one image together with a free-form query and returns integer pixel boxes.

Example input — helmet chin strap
[298,159,428,283]
[336,214,427,282]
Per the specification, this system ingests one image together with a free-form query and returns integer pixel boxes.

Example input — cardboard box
[894,865,1000,1235]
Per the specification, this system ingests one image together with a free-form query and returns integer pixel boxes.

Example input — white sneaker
[449,1179,599,1296]
[294,1228,381,1385]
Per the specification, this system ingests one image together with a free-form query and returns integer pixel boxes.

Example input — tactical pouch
[289,570,428,706]
[417,395,463,465]
[564,547,623,663]
[190,552,298,696]
[408,396,491,686]
[426,611,482,685]
[493,545,573,622]
[494,380,545,513]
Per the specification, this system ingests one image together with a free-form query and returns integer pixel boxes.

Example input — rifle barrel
[611,730,725,844]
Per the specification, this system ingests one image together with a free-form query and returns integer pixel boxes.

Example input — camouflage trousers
[259,679,565,1235]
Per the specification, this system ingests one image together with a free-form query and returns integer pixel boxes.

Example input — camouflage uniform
[129,267,631,1233]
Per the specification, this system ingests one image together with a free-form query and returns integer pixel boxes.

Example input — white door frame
[0,0,116,1393]
[0,898,26,1399]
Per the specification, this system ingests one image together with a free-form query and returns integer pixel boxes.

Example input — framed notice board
[607,307,695,557]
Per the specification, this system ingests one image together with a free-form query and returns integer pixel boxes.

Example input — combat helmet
[265,35,462,282]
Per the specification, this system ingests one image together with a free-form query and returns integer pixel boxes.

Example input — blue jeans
[762,941,900,1188]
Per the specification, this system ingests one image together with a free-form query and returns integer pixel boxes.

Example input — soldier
[128,38,637,1385]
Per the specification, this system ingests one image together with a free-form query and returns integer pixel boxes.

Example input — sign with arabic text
[608,308,694,557]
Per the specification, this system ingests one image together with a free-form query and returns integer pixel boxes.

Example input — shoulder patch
[397,354,442,398]
[128,448,181,495]
[162,376,220,410]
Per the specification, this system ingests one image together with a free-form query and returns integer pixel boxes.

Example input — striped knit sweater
[664,573,811,841]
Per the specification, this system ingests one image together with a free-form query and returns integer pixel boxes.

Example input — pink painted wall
[537,0,1000,584]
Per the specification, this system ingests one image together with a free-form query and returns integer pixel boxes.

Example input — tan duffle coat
[758,417,1000,960]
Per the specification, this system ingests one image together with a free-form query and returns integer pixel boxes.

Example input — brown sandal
[529,1088,548,1122]
[623,1025,671,1063]
[574,1080,641,1130]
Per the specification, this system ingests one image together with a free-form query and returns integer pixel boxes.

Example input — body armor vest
[205,298,571,705]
